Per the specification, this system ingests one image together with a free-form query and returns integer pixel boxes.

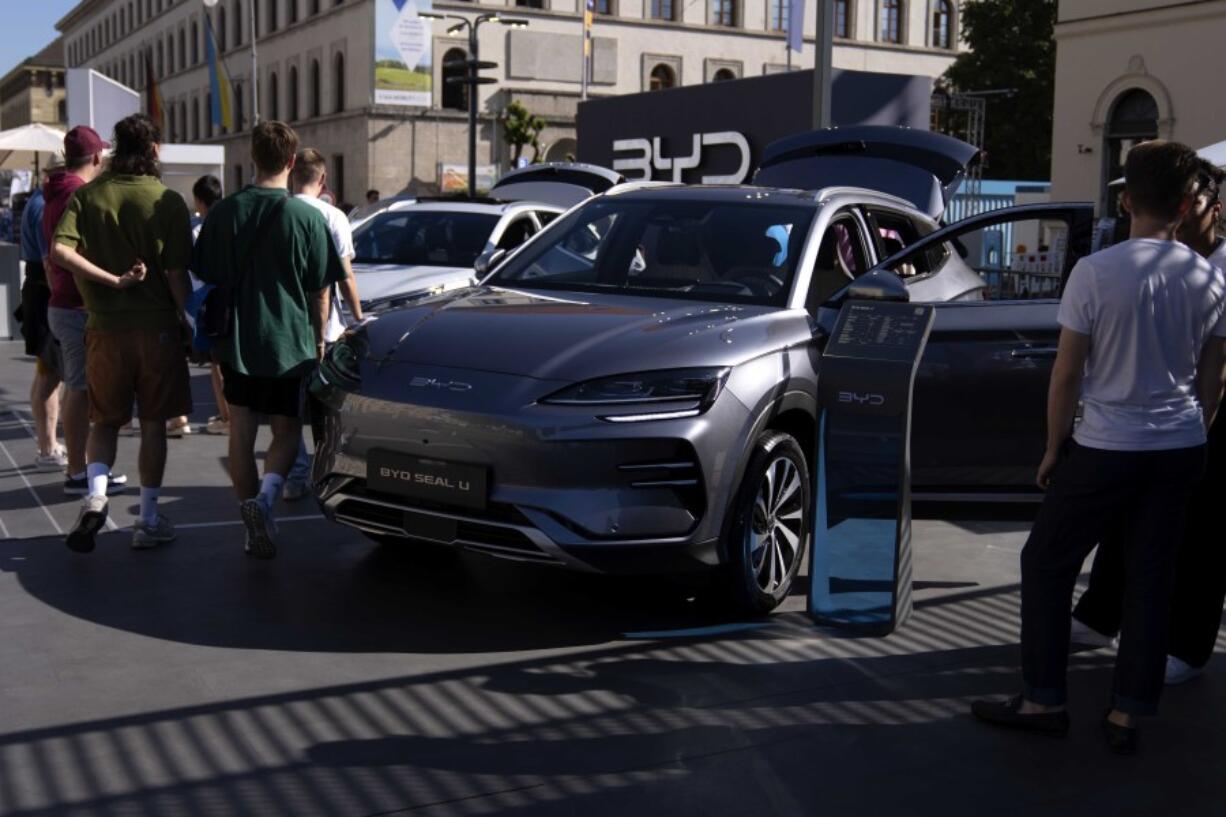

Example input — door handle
[1011,346,1058,359]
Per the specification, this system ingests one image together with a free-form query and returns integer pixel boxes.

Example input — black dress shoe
[971,695,1070,736]
[1102,715,1138,755]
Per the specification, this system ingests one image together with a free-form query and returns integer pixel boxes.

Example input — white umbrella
[0,123,66,172]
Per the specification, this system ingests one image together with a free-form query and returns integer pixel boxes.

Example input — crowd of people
[15,114,359,559]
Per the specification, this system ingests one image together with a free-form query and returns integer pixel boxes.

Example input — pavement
[0,338,1224,817]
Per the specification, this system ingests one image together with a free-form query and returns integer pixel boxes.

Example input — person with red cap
[44,125,127,499]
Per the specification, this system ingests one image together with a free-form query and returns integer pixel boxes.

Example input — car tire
[720,431,810,616]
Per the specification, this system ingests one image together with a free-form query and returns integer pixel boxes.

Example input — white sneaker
[1070,617,1115,649]
[34,448,68,472]
[1164,655,1204,685]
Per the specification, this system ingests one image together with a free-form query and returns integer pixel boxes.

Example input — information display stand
[809,298,934,635]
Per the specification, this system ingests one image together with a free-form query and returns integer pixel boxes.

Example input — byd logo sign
[611,131,752,184]
[838,392,885,407]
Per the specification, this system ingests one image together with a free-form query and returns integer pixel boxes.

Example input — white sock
[139,487,160,526]
[86,462,109,498]
[258,473,285,514]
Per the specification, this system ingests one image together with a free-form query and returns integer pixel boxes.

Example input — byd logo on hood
[612,132,751,184]
[838,392,885,407]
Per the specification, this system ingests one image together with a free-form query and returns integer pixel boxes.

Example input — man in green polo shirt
[193,120,344,559]
[51,113,194,554]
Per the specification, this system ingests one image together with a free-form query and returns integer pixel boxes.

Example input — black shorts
[18,275,61,375]
[221,364,304,418]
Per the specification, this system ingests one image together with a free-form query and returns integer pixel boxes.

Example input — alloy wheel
[746,455,805,594]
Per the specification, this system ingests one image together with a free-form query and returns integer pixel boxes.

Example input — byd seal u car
[309,127,1094,613]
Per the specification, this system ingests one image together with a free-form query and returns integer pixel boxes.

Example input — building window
[650,0,674,18]
[269,71,279,119]
[289,65,300,119]
[931,0,952,48]
[191,21,199,64]
[268,0,279,32]
[205,90,213,136]
[879,0,902,43]
[218,7,227,51]
[309,59,321,117]
[310,0,320,13]
[649,63,676,91]
[1104,89,1159,216]
[157,41,164,76]
[713,67,736,81]
[179,28,186,69]
[768,0,787,31]
[333,52,346,113]
[234,1,243,47]
[235,83,244,130]
[834,0,851,37]
[192,97,200,140]
[712,0,736,26]
[516,0,545,6]
[595,0,613,13]
[332,154,345,203]
[289,0,298,24]
[58,99,68,122]
[441,47,467,110]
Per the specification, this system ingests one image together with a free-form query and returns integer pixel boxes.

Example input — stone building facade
[57,0,963,204]
[0,40,68,130]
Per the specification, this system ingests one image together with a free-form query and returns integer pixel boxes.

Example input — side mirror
[473,248,507,276]
[822,270,910,310]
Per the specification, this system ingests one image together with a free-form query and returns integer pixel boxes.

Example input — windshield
[352,210,500,268]
[488,198,814,306]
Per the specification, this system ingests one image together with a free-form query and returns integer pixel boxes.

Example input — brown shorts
[86,327,193,427]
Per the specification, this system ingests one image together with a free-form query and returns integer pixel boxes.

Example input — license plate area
[368,449,489,510]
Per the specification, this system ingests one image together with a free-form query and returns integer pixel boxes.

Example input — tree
[501,100,547,166]
[941,0,1057,181]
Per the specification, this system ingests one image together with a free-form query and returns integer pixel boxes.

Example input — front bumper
[311,363,752,574]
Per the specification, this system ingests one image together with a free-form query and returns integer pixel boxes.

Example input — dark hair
[192,174,223,208]
[291,148,327,188]
[366,189,380,201]
[109,114,162,178]
[1124,140,1200,222]
[251,120,299,176]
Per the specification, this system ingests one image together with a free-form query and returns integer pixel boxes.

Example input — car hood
[351,263,477,303]
[362,286,806,381]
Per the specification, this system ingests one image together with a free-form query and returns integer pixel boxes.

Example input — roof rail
[809,185,916,210]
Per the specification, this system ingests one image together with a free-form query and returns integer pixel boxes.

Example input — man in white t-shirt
[972,141,1226,755]
[286,149,364,499]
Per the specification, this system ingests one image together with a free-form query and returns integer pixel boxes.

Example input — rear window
[865,209,949,277]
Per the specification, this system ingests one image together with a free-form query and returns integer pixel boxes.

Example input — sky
[0,0,80,79]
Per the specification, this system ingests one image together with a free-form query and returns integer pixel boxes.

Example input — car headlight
[542,367,729,422]
[315,329,369,393]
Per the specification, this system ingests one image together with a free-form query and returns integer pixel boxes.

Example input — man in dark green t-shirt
[192,120,344,559]
[51,114,194,555]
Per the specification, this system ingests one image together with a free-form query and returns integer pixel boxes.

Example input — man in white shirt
[972,141,1226,755]
[286,149,364,499]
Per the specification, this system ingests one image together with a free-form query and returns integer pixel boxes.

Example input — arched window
[157,41,164,76]
[713,67,736,82]
[932,0,952,48]
[289,0,298,24]
[191,21,199,64]
[269,71,279,120]
[649,63,675,91]
[218,7,227,51]
[235,83,244,131]
[178,28,186,68]
[205,90,213,136]
[167,33,175,74]
[1104,89,1159,215]
[441,47,467,110]
[268,0,279,32]
[333,52,346,113]
[192,97,200,140]
[309,58,321,117]
[879,0,902,43]
[234,1,243,47]
[289,65,299,120]
[834,0,851,37]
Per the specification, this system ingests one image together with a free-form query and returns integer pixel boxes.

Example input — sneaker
[166,422,192,438]
[1070,617,1116,649]
[132,513,177,549]
[64,473,129,496]
[282,480,310,502]
[66,495,109,553]
[240,498,277,559]
[205,415,229,435]
[34,448,69,472]
[1164,655,1204,685]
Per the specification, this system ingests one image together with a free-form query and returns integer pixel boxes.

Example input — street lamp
[421,12,529,197]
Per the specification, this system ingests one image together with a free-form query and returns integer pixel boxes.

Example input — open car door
[489,163,624,209]
[863,202,1095,501]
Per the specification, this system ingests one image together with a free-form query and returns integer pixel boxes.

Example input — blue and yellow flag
[204,14,234,131]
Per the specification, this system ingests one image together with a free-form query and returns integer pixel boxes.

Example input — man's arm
[1196,336,1226,430]
[1037,327,1091,489]
[336,256,363,322]
[311,288,329,359]
[164,267,191,316]
[51,243,145,290]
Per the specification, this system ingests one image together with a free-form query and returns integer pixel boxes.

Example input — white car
[350,164,624,309]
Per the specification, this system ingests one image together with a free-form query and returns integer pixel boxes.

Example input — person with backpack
[191,121,344,559]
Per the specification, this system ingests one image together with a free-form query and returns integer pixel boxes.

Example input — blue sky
[0,1,80,79]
